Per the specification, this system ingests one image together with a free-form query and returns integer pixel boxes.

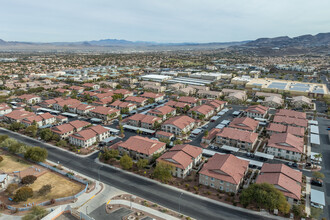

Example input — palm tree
[314,153,322,168]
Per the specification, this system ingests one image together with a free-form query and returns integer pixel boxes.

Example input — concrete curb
[95,158,286,220]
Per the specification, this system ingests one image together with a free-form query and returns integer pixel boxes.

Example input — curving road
[0,128,277,220]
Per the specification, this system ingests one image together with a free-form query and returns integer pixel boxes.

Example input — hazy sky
[1,0,330,43]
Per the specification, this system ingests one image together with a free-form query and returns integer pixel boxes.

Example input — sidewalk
[95,158,287,220]
[109,200,180,220]
[305,176,311,216]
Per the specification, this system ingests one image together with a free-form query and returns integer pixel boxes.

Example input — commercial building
[246,78,330,98]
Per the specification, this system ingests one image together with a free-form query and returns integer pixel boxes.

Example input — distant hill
[0,32,330,53]
[243,32,330,48]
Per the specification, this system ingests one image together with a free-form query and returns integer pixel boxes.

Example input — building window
[210,183,214,187]
[211,177,214,181]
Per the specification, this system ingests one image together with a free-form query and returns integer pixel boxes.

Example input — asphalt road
[0,128,274,220]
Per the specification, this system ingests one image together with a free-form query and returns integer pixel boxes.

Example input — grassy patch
[311,207,323,219]
[0,154,30,173]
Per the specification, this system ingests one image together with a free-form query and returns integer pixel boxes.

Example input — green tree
[9,122,24,131]
[314,153,322,166]
[13,186,33,202]
[137,159,149,169]
[191,111,196,118]
[101,149,119,160]
[119,125,124,137]
[23,206,49,220]
[153,121,161,130]
[39,128,53,141]
[183,105,190,113]
[204,130,209,137]
[0,135,8,142]
[147,98,155,104]
[25,125,38,137]
[116,84,122,89]
[240,183,290,214]
[313,171,325,180]
[56,139,67,147]
[120,154,133,170]
[120,107,129,114]
[198,114,205,121]
[173,139,183,145]
[153,162,174,182]
[119,114,123,122]
[24,147,48,162]
[63,105,69,112]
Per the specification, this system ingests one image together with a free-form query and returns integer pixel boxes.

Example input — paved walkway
[109,200,180,220]
[305,176,311,216]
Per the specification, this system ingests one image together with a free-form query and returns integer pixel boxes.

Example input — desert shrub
[38,184,52,196]
[13,187,33,202]
[21,175,37,185]
[5,183,19,196]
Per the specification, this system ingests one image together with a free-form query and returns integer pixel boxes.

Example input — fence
[6,161,88,212]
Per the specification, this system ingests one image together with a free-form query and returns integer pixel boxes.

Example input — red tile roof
[127,114,161,124]
[216,127,258,143]
[244,105,269,115]
[163,116,195,130]
[178,96,198,104]
[141,92,164,99]
[89,125,109,134]
[268,133,304,153]
[165,100,190,108]
[148,106,175,116]
[276,109,306,119]
[189,104,214,115]
[39,112,55,120]
[51,123,74,134]
[170,144,202,159]
[5,110,35,121]
[156,130,174,137]
[91,106,120,115]
[69,120,91,129]
[110,100,136,109]
[17,94,40,100]
[228,117,259,131]
[268,123,305,137]
[267,123,287,133]
[157,151,193,169]
[70,129,97,141]
[125,96,147,103]
[202,128,221,140]
[119,136,165,156]
[199,154,249,185]
[273,115,308,127]
[256,163,302,200]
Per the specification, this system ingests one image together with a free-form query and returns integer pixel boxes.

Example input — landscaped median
[0,135,90,214]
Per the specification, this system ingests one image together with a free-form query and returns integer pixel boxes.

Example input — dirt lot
[22,172,84,205]
[0,153,30,173]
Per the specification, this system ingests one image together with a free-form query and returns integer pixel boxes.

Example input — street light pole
[178,192,183,214]
[86,206,88,215]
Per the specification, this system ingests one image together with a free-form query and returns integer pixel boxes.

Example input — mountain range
[0,32,330,53]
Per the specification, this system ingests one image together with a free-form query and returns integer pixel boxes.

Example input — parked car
[311,179,323,187]
[286,162,298,168]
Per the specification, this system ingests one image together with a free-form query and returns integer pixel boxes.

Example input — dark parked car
[311,179,323,187]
